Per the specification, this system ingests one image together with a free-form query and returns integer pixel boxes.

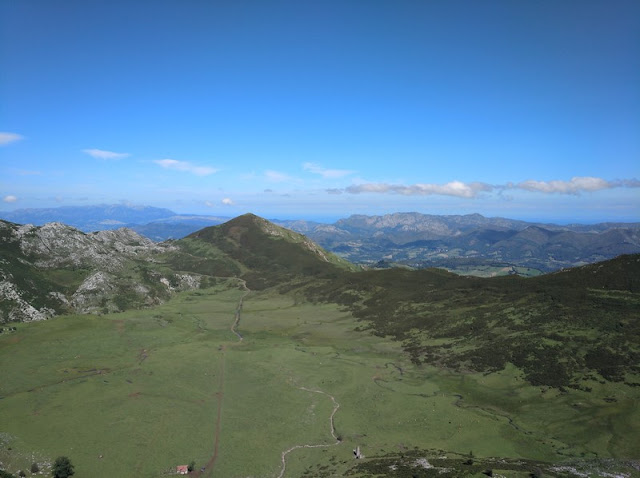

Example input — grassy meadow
[1,281,638,477]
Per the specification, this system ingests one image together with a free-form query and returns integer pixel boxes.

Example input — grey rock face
[0,220,198,322]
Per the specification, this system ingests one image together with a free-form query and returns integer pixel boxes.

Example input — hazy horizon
[1,1,639,223]
[1,201,639,227]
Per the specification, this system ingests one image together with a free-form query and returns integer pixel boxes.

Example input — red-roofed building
[176,465,189,475]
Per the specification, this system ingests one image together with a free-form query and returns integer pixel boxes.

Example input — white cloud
[153,159,218,176]
[517,177,610,194]
[515,176,640,194]
[303,162,355,179]
[3,195,18,203]
[221,198,234,205]
[339,176,640,198]
[265,170,294,182]
[345,181,492,198]
[0,132,24,146]
[83,148,130,160]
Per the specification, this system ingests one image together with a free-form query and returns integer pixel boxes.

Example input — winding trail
[276,387,341,478]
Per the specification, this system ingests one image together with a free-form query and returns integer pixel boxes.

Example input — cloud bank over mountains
[515,177,640,194]
[339,177,640,198]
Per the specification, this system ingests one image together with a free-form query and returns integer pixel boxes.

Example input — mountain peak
[184,214,354,288]
[230,213,279,232]
[193,213,326,253]
[209,213,292,240]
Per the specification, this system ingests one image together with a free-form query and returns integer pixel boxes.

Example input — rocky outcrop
[160,273,201,292]
[70,271,118,313]
[0,276,55,322]
[0,220,198,322]
[12,222,172,271]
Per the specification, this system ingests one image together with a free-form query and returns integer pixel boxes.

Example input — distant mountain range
[0,204,177,230]
[283,213,640,273]
[0,204,230,240]
[1,205,639,273]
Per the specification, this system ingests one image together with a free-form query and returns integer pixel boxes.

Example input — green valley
[1,215,638,477]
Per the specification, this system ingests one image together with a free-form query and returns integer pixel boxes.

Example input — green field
[1,278,638,477]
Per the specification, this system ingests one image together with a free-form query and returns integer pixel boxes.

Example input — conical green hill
[180,213,355,289]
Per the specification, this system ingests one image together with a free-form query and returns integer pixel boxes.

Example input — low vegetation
[302,255,640,390]
[1,215,638,477]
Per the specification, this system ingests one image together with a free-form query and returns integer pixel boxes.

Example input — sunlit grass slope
[0,284,242,477]
[2,281,637,477]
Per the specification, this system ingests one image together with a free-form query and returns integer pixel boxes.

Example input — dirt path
[230,279,249,341]
[193,279,250,478]
[194,279,342,478]
[276,387,341,478]
[194,348,226,477]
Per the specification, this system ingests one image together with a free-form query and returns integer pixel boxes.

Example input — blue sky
[1,0,639,223]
